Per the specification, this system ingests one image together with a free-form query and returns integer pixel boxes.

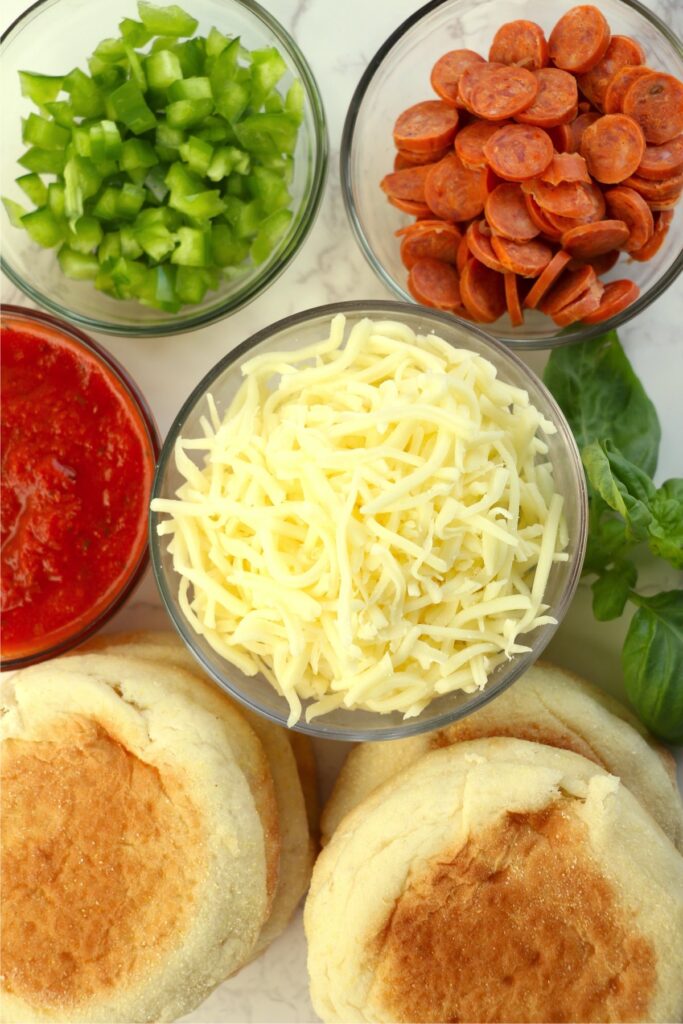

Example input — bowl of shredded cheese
[150,301,587,739]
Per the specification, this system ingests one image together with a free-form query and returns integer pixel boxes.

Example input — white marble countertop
[2,0,682,1020]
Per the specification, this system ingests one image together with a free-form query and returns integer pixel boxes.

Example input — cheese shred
[152,316,569,724]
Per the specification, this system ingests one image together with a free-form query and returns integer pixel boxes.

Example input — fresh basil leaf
[622,590,683,743]
[582,440,654,542]
[583,496,631,575]
[648,479,683,570]
[591,561,637,621]
[543,331,660,476]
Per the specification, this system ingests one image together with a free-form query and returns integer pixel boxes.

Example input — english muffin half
[321,662,683,849]
[1,656,276,1023]
[75,632,316,953]
[307,738,683,1024]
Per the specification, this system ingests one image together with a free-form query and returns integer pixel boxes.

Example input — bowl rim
[0,0,329,337]
[1,304,161,669]
[150,298,589,740]
[339,0,683,351]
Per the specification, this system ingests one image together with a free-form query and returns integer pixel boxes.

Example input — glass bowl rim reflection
[150,299,588,740]
[1,304,161,670]
[0,0,329,337]
[339,0,683,351]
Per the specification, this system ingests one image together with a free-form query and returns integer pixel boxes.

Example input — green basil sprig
[544,332,682,743]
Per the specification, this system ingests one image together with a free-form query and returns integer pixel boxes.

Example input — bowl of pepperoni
[341,0,683,347]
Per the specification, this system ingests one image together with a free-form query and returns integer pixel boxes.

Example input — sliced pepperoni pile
[380,5,683,328]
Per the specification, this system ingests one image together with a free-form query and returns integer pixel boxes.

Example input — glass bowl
[1,305,160,670]
[150,300,588,740]
[0,0,327,337]
[340,0,683,350]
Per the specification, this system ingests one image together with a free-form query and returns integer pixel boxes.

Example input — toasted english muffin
[0,656,275,1023]
[306,737,683,1024]
[321,661,683,849]
[76,632,316,953]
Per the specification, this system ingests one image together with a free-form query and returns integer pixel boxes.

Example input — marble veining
[2,0,682,1020]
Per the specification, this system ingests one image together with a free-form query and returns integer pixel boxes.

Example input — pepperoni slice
[552,280,605,325]
[460,259,506,322]
[646,195,682,211]
[393,101,459,154]
[539,264,597,315]
[515,68,579,127]
[430,50,485,107]
[490,235,552,276]
[629,209,673,261]
[561,219,630,258]
[504,272,525,325]
[571,249,620,274]
[582,278,640,323]
[381,165,432,204]
[485,183,540,240]
[455,120,509,170]
[524,250,572,308]
[603,66,652,114]
[398,221,463,269]
[456,232,472,273]
[548,5,611,74]
[483,124,553,181]
[424,154,486,221]
[408,257,462,311]
[547,124,573,152]
[524,193,564,240]
[636,135,683,180]
[604,187,654,251]
[543,209,583,234]
[470,66,538,120]
[580,114,645,184]
[540,152,591,185]
[525,178,605,220]
[621,170,683,201]
[566,112,601,152]
[458,62,504,111]
[394,147,451,170]
[489,20,549,70]
[465,220,507,272]
[387,196,432,217]
[623,73,683,145]
[577,36,645,111]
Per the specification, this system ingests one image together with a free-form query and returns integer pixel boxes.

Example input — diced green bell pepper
[64,68,105,118]
[18,148,67,174]
[171,225,209,265]
[250,48,287,108]
[120,225,143,258]
[170,188,225,220]
[179,135,213,175]
[18,71,64,112]
[145,49,184,90]
[21,206,67,247]
[169,76,212,102]
[58,246,99,279]
[207,145,250,181]
[214,81,249,123]
[210,222,249,267]
[250,208,292,264]
[44,100,76,128]
[120,138,159,171]
[137,1,198,38]
[67,215,103,253]
[119,17,153,47]
[22,113,70,151]
[48,182,66,216]
[89,120,122,162]
[108,81,157,135]
[167,98,213,129]
[137,221,176,261]
[2,198,28,228]
[16,173,48,207]
[98,231,121,265]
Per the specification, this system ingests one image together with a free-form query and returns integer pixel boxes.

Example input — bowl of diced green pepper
[0,0,328,335]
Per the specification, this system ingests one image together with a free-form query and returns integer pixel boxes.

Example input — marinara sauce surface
[1,318,155,661]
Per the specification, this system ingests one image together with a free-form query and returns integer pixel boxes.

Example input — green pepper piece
[18,148,67,174]
[195,116,232,143]
[64,159,84,223]
[151,263,180,310]
[247,165,290,213]
[64,68,105,118]
[169,77,212,102]
[235,113,298,155]
[171,226,209,265]
[91,64,127,91]
[179,135,213,175]
[250,48,287,109]
[98,230,122,265]
[170,189,225,220]
[44,101,76,128]
[48,182,66,217]
[215,81,249,123]
[137,2,198,38]
[2,198,28,229]
[207,145,250,181]
[210,222,249,267]
[58,246,99,279]
[108,81,157,135]
[156,121,186,152]
[17,173,48,207]
[21,206,67,247]
[250,208,292,264]
[209,36,241,94]
[92,187,120,221]
[125,46,147,91]
[119,17,153,47]
[284,81,304,124]
[120,225,143,258]
[145,49,184,90]
[93,37,127,63]
[173,38,206,77]
[175,265,213,303]
[18,71,64,113]
[137,221,176,260]
[22,113,70,151]
[120,138,159,171]
[167,98,213,129]
[67,215,103,253]
[222,195,260,238]
[224,172,249,198]
[117,182,146,219]
[71,125,92,158]
[206,28,231,60]
[89,121,123,162]
[144,164,170,203]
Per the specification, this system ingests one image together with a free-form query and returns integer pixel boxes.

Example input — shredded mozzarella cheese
[152,315,569,724]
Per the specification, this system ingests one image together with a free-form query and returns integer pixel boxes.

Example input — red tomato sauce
[1,319,155,661]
